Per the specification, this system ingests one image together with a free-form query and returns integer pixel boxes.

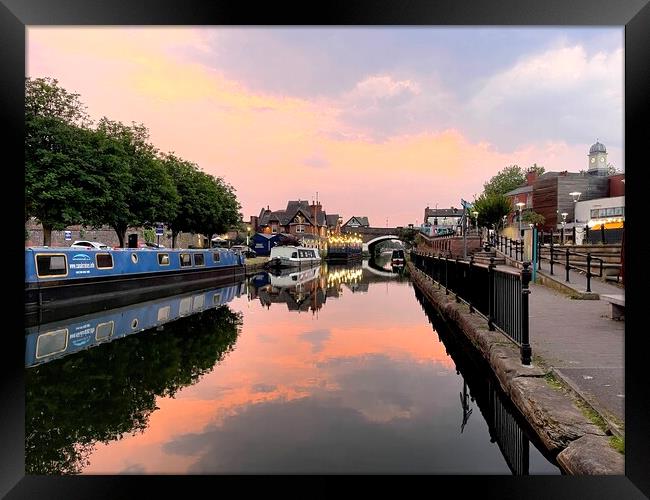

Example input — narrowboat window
[180,297,192,316]
[36,329,68,359]
[36,254,67,277]
[299,251,305,258]
[157,305,171,322]
[193,295,205,311]
[95,321,114,341]
[213,252,221,263]
[158,253,170,265]
[131,253,138,264]
[96,253,113,269]
[590,209,599,218]
[291,252,298,258]
[212,293,222,305]
[131,318,139,330]
[194,253,205,266]
[180,253,192,267]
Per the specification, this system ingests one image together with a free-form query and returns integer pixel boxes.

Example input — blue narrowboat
[25,281,246,368]
[25,247,246,311]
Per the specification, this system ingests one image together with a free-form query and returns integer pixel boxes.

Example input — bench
[601,294,625,320]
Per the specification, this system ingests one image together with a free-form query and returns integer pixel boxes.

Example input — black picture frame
[2,0,648,497]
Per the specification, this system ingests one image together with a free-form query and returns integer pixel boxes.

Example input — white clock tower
[587,140,608,176]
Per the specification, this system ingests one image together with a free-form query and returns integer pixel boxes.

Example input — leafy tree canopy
[471,193,512,229]
[483,164,545,197]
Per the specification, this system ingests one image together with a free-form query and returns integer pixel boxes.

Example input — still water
[25,256,560,474]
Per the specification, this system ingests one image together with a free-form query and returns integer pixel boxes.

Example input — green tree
[483,165,525,197]
[25,78,107,245]
[471,193,512,229]
[96,119,179,247]
[162,153,241,247]
[521,210,545,226]
[525,163,545,176]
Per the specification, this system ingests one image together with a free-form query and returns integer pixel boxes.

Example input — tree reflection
[25,305,242,474]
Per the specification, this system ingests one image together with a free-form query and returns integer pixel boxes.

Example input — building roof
[326,214,340,227]
[504,185,533,196]
[424,207,464,218]
[342,216,369,227]
[258,200,327,227]
[589,141,607,154]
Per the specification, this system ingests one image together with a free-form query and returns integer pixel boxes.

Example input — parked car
[138,242,166,249]
[230,245,257,258]
[70,240,110,250]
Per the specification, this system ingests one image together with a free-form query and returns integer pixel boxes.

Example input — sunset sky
[27,27,623,227]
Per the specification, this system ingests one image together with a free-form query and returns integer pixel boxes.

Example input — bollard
[520,262,532,365]
[585,224,590,243]
[586,252,592,293]
[572,226,576,245]
[565,248,570,283]
[488,257,496,331]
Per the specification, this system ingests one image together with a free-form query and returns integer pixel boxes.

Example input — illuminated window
[36,329,68,359]
[158,253,170,265]
[179,253,192,267]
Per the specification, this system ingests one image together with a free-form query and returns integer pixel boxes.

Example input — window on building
[296,225,305,233]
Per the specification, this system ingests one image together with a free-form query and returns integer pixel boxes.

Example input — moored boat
[25,247,246,311]
[391,249,405,266]
[267,245,321,269]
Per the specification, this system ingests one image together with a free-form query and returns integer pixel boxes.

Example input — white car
[70,240,110,250]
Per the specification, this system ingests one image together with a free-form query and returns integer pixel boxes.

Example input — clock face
[591,157,595,163]
[600,157,605,162]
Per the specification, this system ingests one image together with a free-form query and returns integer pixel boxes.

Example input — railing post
[550,239,554,275]
[585,224,589,243]
[509,238,513,258]
[445,256,449,295]
[488,257,496,331]
[455,257,460,303]
[586,252,592,293]
[572,226,576,245]
[468,255,474,313]
[520,262,532,365]
[565,248,570,283]
[600,223,606,244]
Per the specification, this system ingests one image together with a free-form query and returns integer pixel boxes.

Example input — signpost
[155,224,164,248]
[64,230,72,241]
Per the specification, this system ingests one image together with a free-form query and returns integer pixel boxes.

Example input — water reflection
[413,286,560,475]
[25,303,243,474]
[25,260,559,474]
[25,282,246,367]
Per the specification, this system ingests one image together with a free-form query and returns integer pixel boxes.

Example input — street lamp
[471,210,479,234]
[246,225,251,246]
[561,212,568,245]
[516,202,525,238]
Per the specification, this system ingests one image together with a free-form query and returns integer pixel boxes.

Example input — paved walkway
[495,262,625,431]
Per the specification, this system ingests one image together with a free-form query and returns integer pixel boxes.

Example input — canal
[25,255,561,474]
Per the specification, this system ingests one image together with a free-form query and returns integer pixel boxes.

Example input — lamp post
[471,210,479,235]
[561,212,568,245]
[516,202,525,238]
[246,225,251,247]
[569,192,581,245]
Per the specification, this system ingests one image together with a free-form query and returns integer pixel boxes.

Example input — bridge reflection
[413,286,560,475]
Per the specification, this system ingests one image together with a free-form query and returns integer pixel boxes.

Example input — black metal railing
[495,235,524,261]
[538,245,604,292]
[411,250,532,364]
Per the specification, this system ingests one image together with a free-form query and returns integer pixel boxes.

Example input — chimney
[525,171,538,185]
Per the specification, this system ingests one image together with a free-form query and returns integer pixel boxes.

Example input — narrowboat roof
[26,247,227,252]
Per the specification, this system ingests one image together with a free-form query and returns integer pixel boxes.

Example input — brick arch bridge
[341,226,403,252]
